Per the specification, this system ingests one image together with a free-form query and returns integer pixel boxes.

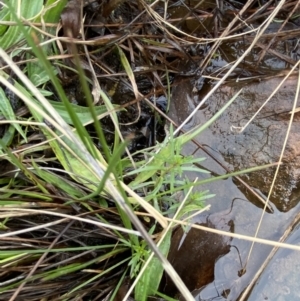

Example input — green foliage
[0,0,43,51]
[26,61,57,87]
[0,0,67,52]
[48,100,115,125]
[129,239,149,278]
[42,0,68,24]
[163,189,214,219]
[135,231,172,301]
[0,1,251,300]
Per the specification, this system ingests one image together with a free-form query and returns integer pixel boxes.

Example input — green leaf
[0,5,10,35]
[11,83,108,193]
[48,101,111,125]
[117,45,137,94]
[181,166,210,173]
[27,62,57,87]
[42,0,68,24]
[42,263,84,281]
[0,0,43,51]
[32,165,86,198]
[0,125,15,147]
[135,231,172,301]
[44,129,101,191]
[38,88,53,97]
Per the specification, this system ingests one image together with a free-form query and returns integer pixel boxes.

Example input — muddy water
[167,75,300,300]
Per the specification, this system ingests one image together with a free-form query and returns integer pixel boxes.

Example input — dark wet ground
[171,75,300,212]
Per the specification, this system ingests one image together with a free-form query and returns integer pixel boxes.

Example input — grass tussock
[0,0,299,300]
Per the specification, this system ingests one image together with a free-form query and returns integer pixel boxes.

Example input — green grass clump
[0,2,209,300]
[0,1,276,300]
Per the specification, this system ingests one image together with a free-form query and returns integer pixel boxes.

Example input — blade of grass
[41,247,127,281]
